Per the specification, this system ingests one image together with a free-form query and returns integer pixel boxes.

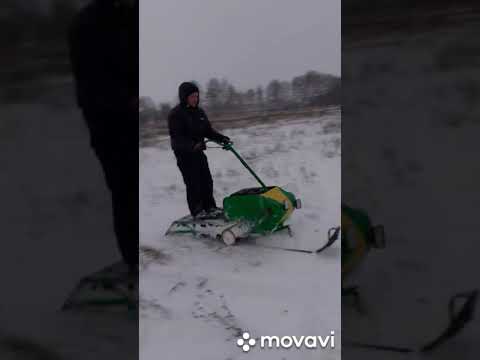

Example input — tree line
[140,70,340,126]
[1,1,80,51]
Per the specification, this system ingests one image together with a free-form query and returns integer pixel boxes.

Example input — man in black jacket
[68,0,138,273]
[168,82,231,218]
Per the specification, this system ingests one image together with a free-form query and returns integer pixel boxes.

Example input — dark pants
[176,152,216,216]
[82,108,138,271]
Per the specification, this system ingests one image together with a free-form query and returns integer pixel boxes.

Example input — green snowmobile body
[342,203,385,278]
[221,142,300,236]
[223,185,300,235]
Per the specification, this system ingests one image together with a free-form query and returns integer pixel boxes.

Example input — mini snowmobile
[165,141,302,245]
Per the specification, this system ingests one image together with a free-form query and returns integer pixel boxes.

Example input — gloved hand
[220,135,231,145]
[193,141,206,152]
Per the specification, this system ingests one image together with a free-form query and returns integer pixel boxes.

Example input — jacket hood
[178,82,199,106]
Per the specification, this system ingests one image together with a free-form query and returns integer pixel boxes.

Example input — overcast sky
[140,0,340,103]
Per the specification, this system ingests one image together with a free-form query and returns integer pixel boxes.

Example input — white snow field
[140,110,341,360]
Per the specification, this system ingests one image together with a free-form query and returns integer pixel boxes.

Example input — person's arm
[168,111,196,153]
[201,109,230,144]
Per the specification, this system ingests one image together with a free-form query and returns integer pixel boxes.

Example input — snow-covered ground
[140,111,341,360]
[0,98,137,359]
[342,13,480,360]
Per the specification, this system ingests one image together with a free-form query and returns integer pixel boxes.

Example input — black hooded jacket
[168,82,226,156]
[68,0,138,111]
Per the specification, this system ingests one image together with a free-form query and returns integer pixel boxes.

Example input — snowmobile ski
[345,289,478,354]
[242,241,317,254]
[242,226,340,254]
[316,226,340,253]
[62,261,138,312]
[165,212,253,245]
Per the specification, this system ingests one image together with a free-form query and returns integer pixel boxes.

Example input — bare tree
[206,78,221,109]
[139,96,157,126]
[158,102,172,121]
[245,88,256,107]
[255,86,264,107]
[266,80,282,108]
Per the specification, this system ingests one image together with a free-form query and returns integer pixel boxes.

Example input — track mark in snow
[192,288,243,341]
[168,281,187,294]
[196,277,209,289]
[140,245,171,271]
[140,297,172,320]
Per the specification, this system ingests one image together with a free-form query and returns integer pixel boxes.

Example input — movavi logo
[236,331,335,353]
